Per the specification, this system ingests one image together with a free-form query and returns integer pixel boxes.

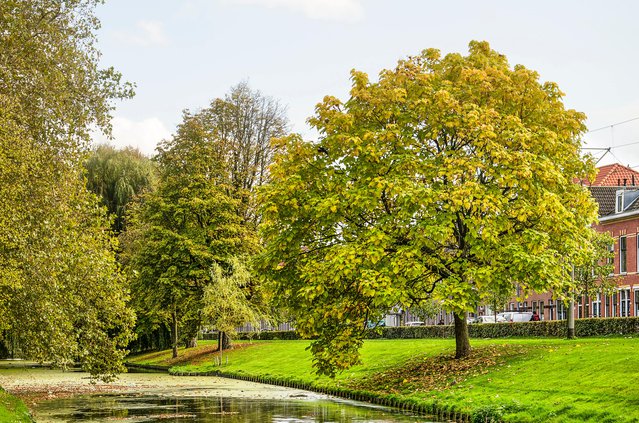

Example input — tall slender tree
[123,83,286,356]
[123,116,257,357]
[0,0,135,380]
[193,82,288,223]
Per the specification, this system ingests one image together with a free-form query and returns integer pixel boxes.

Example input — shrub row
[238,317,639,341]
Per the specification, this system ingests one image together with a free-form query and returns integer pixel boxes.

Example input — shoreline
[0,367,327,405]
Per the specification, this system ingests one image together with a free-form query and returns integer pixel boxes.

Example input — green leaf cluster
[85,145,157,233]
[122,112,262,355]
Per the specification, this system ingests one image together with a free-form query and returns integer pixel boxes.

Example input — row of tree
[84,83,287,359]
[2,0,612,381]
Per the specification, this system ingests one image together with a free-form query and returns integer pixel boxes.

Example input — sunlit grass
[129,337,639,422]
[0,387,32,422]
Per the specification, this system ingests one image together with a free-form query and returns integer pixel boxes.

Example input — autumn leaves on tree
[0,0,135,380]
[259,41,602,375]
[0,0,605,382]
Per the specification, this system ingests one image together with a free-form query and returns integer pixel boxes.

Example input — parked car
[498,312,533,322]
[511,312,533,322]
[405,321,424,326]
[366,319,386,329]
[475,315,506,323]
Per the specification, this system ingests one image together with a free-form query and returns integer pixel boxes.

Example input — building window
[621,289,630,317]
[616,190,624,213]
[620,236,627,273]
[578,298,583,318]
[540,301,544,320]
[612,292,618,317]
[608,242,615,274]
[592,293,601,318]
[557,301,566,320]
[548,299,554,320]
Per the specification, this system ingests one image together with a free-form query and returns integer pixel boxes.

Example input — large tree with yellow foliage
[0,0,135,380]
[258,41,600,376]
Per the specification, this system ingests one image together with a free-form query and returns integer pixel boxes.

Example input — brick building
[505,164,639,320]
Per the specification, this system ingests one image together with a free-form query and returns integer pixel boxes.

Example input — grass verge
[0,387,33,422]
[128,337,639,422]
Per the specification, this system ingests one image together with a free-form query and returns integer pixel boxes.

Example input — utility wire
[587,116,639,133]
[607,140,639,149]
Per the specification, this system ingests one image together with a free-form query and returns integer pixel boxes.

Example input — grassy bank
[0,387,32,422]
[127,337,639,422]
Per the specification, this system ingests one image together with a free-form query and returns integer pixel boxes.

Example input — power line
[608,149,626,165]
[581,140,639,152]
[608,140,639,149]
[587,116,639,134]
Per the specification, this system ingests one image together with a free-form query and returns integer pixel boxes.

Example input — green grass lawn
[0,388,32,422]
[129,337,639,422]
[128,340,218,367]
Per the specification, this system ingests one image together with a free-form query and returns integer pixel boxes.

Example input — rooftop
[590,163,639,187]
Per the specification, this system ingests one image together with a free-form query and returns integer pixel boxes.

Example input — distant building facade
[505,164,639,320]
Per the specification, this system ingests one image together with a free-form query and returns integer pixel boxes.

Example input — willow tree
[258,41,600,376]
[0,0,135,380]
[85,145,157,233]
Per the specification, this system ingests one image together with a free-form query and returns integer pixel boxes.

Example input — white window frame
[620,236,627,274]
[592,293,601,318]
[616,190,624,213]
[621,289,631,317]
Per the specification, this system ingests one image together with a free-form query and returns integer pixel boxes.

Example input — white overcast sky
[94,0,639,167]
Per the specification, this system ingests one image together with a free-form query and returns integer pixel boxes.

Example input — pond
[0,365,441,422]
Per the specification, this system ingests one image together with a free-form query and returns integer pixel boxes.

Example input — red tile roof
[591,163,639,187]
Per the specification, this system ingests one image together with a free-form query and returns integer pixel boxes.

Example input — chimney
[624,178,627,186]
[618,178,621,186]
[633,175,635,186]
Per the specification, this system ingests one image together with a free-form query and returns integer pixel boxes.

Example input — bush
[237,317,639,341]
[237,330,302,340]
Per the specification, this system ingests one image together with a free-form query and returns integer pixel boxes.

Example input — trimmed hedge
[238,317,639,341]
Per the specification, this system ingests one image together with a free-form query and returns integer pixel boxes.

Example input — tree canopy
[122,83,287,356]
[85,145,157,233]
[123,113,259,358]
[0,0,135,380]
[258,41,601,376]
[184,82,288,223]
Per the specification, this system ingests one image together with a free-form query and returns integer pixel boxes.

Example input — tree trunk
[186,336,198,348]
[218,331,231,351]
[567,266,576,339]
[171,306,179,358]
[453,312,471,358]
[567,298,575,339]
